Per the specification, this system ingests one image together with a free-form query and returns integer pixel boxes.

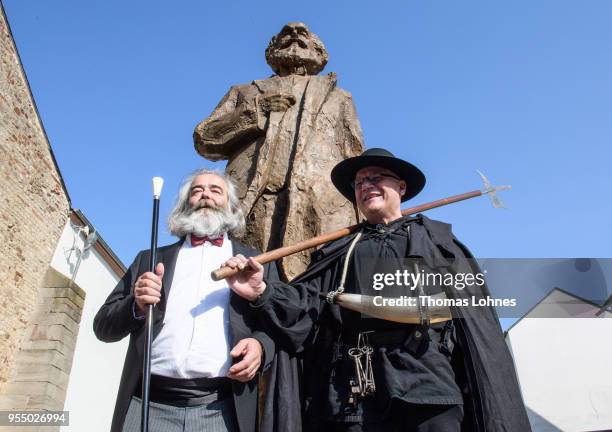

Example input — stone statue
[194,22,364,280]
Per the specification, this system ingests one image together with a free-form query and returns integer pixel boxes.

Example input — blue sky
[4,1,612,279]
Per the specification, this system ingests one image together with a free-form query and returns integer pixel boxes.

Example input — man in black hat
[225,149,531,432]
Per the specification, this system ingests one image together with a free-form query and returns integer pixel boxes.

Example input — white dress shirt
[151,233,233,379]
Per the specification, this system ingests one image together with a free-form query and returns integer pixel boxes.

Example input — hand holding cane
[141,177,163,432]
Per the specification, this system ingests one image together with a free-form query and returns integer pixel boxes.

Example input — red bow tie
[190,235,224,247]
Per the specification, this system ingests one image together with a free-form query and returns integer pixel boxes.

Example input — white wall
[506,292,612,432]
[50,220,128,432]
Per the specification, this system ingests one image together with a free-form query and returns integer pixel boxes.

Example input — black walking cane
[142,177,164,432]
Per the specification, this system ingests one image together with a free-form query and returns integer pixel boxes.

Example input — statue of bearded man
[194,22,364,280]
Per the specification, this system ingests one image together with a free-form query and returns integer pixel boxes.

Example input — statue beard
[169,201,240,239]
[267,45,324,76]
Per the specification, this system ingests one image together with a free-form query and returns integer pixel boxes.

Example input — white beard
[169,205,239,239]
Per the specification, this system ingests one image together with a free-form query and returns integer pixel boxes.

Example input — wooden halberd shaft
[212,189,483,281]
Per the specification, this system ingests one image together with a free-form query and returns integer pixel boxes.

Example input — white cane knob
[152,177,164,198]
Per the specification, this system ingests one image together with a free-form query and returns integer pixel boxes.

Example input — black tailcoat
[94,238,279,432]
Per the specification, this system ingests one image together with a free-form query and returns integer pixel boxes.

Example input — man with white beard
[94,169,279,432]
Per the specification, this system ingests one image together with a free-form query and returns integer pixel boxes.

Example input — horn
[330,292,453,324]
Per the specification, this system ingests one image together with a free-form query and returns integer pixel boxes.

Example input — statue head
[265,22,329,76]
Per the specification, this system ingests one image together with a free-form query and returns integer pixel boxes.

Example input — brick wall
[0,3,71,406]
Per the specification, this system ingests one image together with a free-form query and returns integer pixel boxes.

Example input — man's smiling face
[353,166,406,224]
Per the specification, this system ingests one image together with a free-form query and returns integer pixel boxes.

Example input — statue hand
[259,92,296,113]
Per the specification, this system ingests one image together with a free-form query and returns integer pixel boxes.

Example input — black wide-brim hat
[331,148,426,203]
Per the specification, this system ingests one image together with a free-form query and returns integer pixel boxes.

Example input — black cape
[255,215,531,432]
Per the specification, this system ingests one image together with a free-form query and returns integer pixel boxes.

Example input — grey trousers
[121,394,239,432]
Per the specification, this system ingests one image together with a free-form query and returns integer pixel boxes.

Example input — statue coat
[194,73,363,280]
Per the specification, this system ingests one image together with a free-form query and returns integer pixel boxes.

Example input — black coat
[93,238,279,432]
[255,215,531,432]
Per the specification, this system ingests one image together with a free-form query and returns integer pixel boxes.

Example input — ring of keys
[347,332,376,406]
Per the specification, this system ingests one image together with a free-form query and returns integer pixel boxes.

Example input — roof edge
[505,286,609,335]
[70,209,126,278]
[1,1,72,205]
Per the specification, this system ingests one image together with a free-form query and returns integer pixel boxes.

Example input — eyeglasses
[351,173,401,190]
